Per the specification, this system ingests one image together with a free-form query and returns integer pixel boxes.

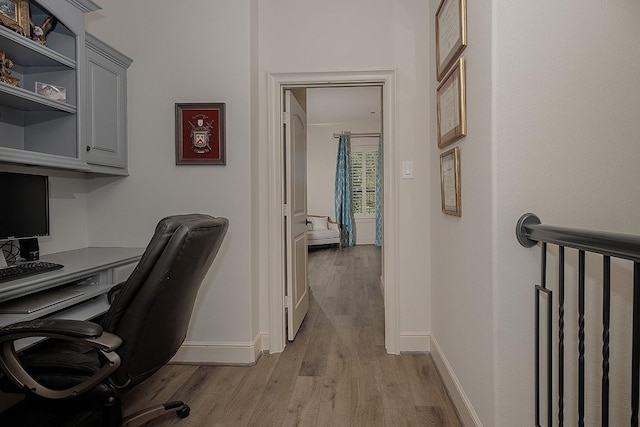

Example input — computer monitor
[0,172,50,241]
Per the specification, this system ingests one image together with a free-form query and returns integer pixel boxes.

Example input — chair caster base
[123,401,190,426]
[176,405,190,419]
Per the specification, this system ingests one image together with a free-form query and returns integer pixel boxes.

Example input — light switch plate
[402,161,413,179]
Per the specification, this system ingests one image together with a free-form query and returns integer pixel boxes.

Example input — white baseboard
[398,332,430,352]
[430,336,483,427]
[171,334,264,365]
[260,332,271,353]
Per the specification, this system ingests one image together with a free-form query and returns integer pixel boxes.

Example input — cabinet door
[85,34,132,169]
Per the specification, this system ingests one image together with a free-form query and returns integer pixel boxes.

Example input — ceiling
[306,86,382,125]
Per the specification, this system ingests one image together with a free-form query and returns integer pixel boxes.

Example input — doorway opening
[267,70,399,355]
[285,86,383,342]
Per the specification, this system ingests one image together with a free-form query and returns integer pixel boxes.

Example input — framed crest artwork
[175,103,226,165]
[0,0,30,37]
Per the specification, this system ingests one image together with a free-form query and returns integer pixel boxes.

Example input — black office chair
[0,214,229,426]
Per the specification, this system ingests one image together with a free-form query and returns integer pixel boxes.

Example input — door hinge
[282,111,290,125]
[285,295,292,309]
[283,203,291,217]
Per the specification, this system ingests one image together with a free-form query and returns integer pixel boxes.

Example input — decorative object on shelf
[435,0,466,81]
[29,14,56,46]
[440,146,461,217]
[437,57,466,148]
[175,103,226,165]
[35,81,66,101]
[0,0,29,36]
[0,50,19,86]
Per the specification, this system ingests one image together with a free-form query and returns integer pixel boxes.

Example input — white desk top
[0,247,144,304]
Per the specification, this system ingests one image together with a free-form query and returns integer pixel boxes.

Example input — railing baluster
[535,282,541,427]
[578,250,585,427]
[541,242,547,289]
[602,256,610,427]
[546,286,552,427]
[632,262,640,427]
[536,284,552,427]
[535,243,547,427]
[515,214,640,426]
[558,246,565,427]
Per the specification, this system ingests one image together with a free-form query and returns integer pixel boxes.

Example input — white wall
[306,123,339,218]
[82,0,431,362]
[85,0,258,362]
[257,0,431,353]
[429,0,494,423]
[493,0,640,425]
[429,0,640,425]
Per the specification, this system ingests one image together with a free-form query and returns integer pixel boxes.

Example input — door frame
[267,69,399,354]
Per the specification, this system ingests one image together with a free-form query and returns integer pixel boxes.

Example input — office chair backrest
[100,214,228,389]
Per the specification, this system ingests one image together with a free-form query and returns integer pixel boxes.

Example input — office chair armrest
[0,318,103,340]
[0,319,122,400]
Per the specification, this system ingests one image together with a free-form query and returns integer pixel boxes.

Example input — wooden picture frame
[437,57,466,148]
[0,0,30,37]
[175,103,226,165]
[440,146,461,216]
[435,0,466,81]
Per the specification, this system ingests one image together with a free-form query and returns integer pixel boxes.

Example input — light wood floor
[123,245,461,426]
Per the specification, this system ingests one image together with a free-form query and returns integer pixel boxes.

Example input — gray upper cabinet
[85,34,132,172]
[0,0,131,176]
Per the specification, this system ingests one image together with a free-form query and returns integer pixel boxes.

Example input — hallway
[124,246,460,426]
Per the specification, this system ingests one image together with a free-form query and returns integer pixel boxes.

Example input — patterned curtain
[335,134,355,247]
[375,137,383,246]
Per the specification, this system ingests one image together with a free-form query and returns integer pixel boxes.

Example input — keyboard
[0,261,64,283]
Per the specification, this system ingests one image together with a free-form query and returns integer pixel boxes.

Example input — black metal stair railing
[516,213,640,427]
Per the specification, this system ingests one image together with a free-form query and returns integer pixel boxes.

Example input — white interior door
[285,89,309,341]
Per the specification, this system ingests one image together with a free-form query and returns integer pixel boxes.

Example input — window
[350,145,378,218]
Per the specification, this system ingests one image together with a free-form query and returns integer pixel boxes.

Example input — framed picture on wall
[436,57,466,148]
[0,0,30,37]
[435,0,467,81]
[440,146,461,216]
[175,103,226,165]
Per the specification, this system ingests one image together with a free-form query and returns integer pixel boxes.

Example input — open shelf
[0,26,75,69]
[0,82,76,113]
